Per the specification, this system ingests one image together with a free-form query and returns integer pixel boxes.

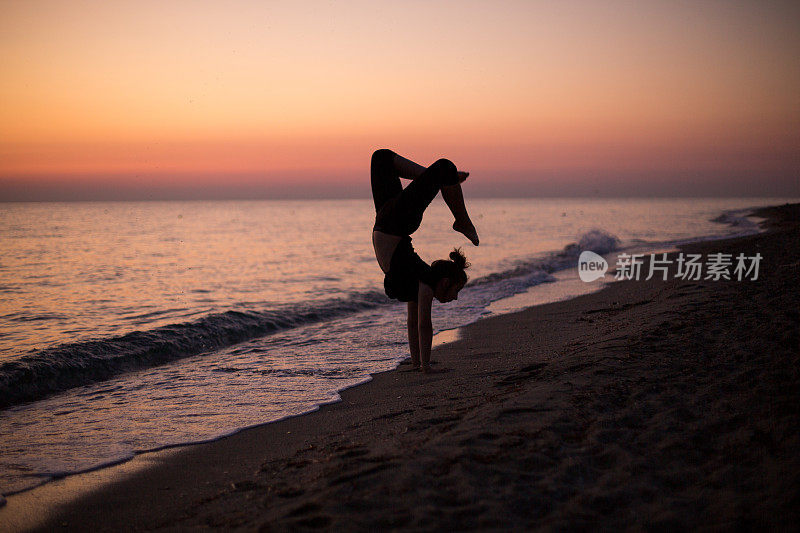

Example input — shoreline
[2,202,798,531]
[0,204,765,495]
[0,204,760,498]
[0,199,774,412]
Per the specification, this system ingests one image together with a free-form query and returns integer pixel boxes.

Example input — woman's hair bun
[449,247,470,270]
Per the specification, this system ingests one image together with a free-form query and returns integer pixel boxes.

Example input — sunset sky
[1,0,798,200]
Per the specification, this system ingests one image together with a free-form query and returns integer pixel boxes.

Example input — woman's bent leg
[371,149,402,212]
[392,152,428,181]
[391,158,462,236]
[373,151,479,243]
[372,149,439,211]
[442,183,480,245]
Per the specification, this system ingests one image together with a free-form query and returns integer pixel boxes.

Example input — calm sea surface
[0,197,793,494]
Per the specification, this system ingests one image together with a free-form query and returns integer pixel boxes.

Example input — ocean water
[0,197,792,495]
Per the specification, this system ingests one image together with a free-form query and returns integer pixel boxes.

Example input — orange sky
[1,0,798,199]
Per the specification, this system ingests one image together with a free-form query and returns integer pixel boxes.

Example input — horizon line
[2,194,799,204]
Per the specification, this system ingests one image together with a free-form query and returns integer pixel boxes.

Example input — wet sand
[3,203,799,531]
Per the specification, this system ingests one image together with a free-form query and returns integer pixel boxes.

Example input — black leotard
[383,236,438,302]
[370,149,460,302]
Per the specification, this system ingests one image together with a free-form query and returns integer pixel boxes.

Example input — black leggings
[371,149,460,236]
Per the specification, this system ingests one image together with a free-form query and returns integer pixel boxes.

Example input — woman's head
[430,248,470,303]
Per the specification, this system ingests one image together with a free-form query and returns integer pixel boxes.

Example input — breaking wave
[0,229,621,410]
[0,291,387,409]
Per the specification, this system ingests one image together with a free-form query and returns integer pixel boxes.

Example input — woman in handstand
[371,148,480,373]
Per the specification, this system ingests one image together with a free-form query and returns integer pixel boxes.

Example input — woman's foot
[453,220,479,246]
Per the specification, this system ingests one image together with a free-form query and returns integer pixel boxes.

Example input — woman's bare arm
[407,301,420,368]
[416,283,435,372]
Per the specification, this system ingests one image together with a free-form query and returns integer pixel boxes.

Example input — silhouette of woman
[371,149,479,373]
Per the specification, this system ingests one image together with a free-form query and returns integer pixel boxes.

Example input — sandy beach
[3,203,798,531]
